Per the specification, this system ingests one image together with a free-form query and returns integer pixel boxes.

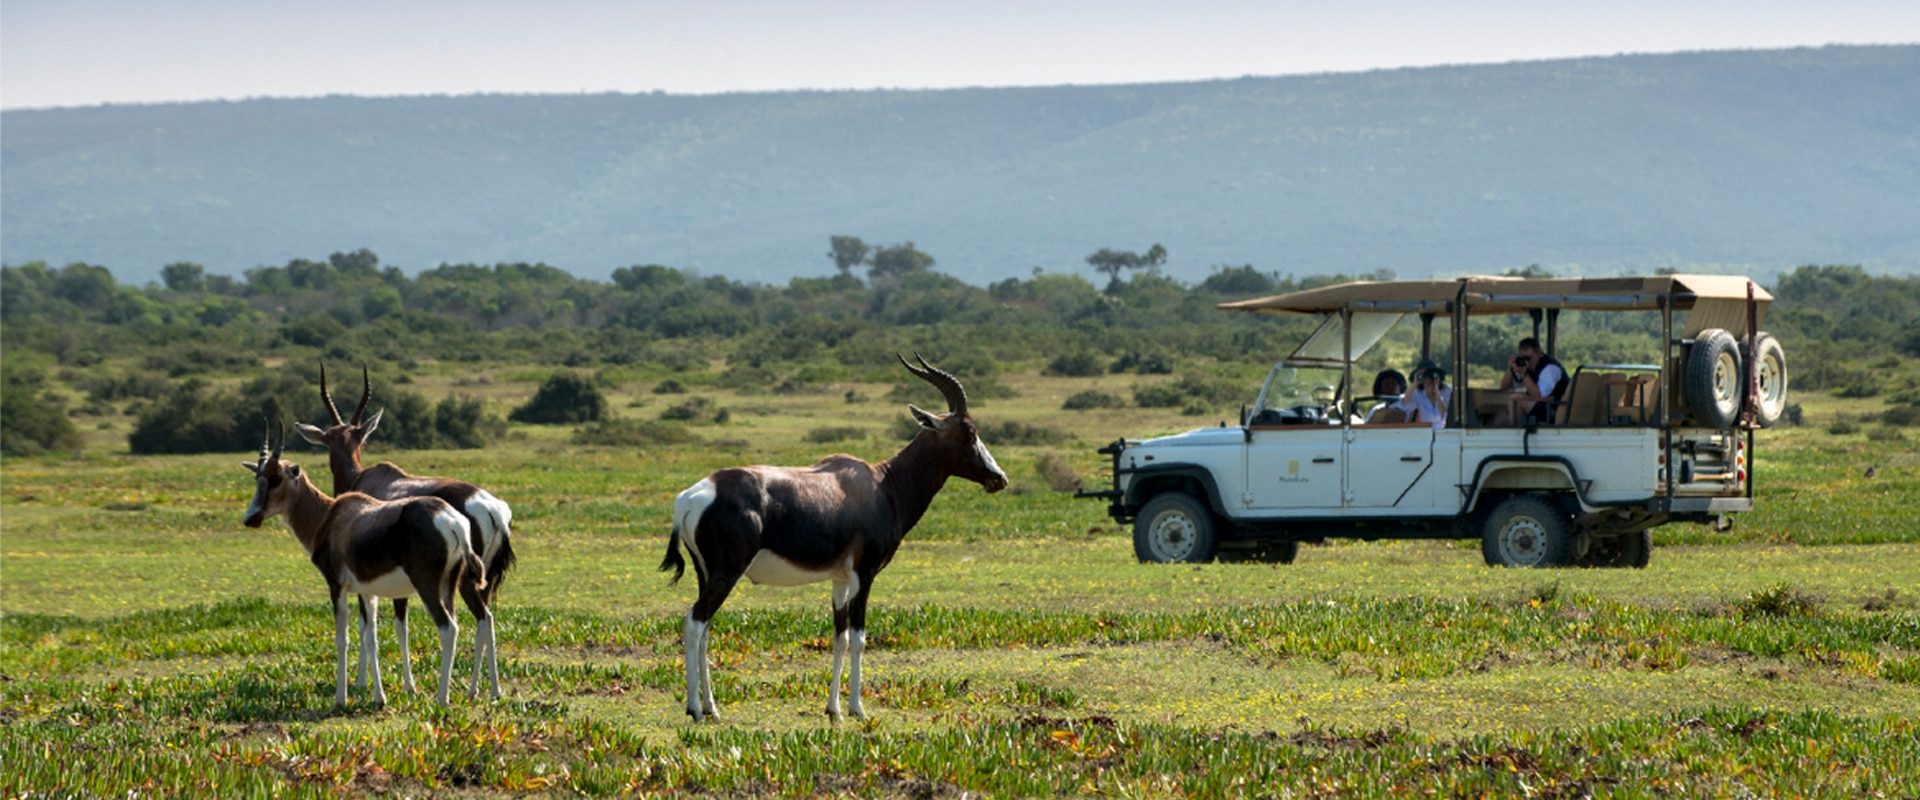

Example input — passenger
[1403,360,1451,429]
[1363,369,1408,423]
[1493,337,1566,425]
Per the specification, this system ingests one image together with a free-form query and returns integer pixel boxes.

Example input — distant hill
[4,45,1917,287]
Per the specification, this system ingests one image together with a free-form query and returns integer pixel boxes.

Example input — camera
[1513,355,1531,369]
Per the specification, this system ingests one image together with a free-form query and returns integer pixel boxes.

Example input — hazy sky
[5,0,1919,110]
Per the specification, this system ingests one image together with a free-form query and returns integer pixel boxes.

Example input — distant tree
[54,263,118,309]
[1503,264,1555,279]
[1,369,81,456]
[612,264,684,292]
[828,236,870,275]
[510,372,608,424]
[162,262,206,292]
[329,248,380,278]
[869,242,935,281]
[1085,243,1167,291]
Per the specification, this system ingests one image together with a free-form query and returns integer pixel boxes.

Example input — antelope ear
[294,422,327,445]
[287,464,303,480]
[362,409,383,436]
[909,404,944,431]
[241,461,262,474]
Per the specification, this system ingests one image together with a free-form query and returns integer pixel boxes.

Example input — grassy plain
[4,364,1918,797]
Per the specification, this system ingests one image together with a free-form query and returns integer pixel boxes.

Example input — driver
[1363,369,1408,423]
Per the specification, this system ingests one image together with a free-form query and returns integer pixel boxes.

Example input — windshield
[1250,364,1345,417]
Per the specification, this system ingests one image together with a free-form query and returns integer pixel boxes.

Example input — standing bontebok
[295,364,512,699]
[241,420,490,706]
[661,353,1008,722]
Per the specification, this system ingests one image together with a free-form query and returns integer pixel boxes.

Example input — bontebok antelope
[242,420,490,707]
[661,354,1008,722]
[296,364,512,699]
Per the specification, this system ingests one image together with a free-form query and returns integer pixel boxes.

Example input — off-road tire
[1219,540,1300,564]
[1481,494,1575,568]
[1133,493,1218,564]
[1579,529,1652,568]
[1683,328,1743,430]
[1752,333,1788,428]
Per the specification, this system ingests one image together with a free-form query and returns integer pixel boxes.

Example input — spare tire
[1752,332,1789,427]
[1683,328,1742,429]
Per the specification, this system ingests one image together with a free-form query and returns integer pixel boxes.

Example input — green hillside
[3,46,1916,285]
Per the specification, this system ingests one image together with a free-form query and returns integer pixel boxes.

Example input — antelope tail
[464,551,488,591]
[660,523,687,586]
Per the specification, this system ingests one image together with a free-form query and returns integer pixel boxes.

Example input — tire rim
[1497,517,1547,566]
[1757,351,1786,413]
[1147,511,1197,561]
[1712,350,1740,409]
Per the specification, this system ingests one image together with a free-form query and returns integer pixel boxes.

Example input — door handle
[1401,456,1423,462]
[1312,457,1335,464]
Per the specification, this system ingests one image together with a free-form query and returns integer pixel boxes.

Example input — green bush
[509,372,607,424]
[1062,390,1125,410]
[1032,451,1083,492]
[129,379,282,455]
[804,426,867,444]
[375,390,504,450]
[1044,350,1106,377]
[980,420,1071,446]
[1110,351,1174,375]
[660,396,716,422]
[0,369,82,456]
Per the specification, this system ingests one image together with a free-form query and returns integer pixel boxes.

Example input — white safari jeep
[1079,275,1789,568]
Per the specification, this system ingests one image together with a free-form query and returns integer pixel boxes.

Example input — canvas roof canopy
[1217,274,1771,317]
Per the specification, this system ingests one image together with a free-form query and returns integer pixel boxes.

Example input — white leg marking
[697,622,718,718]
[334,595,351,706]
[683,615,705,720]
[849,628,868,719]
[396,607,415,694]
[363,597,386,706]
[436,620,459,706]
[828,626,848,720]
[484,615,501,699]
[354,597,373,690]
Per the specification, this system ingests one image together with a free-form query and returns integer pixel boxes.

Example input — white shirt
[1536,363,1565,399]
[1401,385,1452,430]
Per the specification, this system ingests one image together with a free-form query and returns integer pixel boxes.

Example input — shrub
[573,418,703,447]
[1044,350,1106,377]
[375,391,504,450]
[1866,425,1908,444]
[1032,451,1082,492]
[653,379,686,394]
[1738,583,1821,618]
[130,379,282,455]
[1110,351,1174,375]
[1828,419,1860,435]
[1062,390,1125,410]
[509,372,607,424]
[1134,374,1241,410]
[142,342,257,377]
[1,369,82,456]
[804,426,867,444]
[980,420,1071,446]
[660,396,719,423]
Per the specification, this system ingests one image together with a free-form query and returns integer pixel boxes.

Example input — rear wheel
[1579,530,1652,568]
[1482,494,1575,568]
[1133,493,1218,564]
[1683,329,1742,429]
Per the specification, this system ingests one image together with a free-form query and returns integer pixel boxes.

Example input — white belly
[743,550,848,587]
[343,568,416,599]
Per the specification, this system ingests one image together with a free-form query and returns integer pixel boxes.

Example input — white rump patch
[673,478,718,579]
[463,490,512,561]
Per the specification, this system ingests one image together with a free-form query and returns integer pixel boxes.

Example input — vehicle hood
[1135,427,1244,448]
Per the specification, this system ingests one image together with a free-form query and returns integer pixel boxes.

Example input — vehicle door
[1243,425,1345,510]
[1344,423,1435,508]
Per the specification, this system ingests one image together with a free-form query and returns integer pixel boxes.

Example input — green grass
[4,367,1918,796]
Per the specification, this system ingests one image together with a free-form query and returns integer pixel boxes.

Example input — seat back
[1373,406,1407,424]
[1612,374,1659,425]
[1562,372,1609,426]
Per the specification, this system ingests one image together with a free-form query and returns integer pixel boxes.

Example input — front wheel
[1133,493,1218,564]
[1578,530,1652,568]
[1481,494,1575,568]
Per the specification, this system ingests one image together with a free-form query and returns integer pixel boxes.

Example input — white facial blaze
[974,438,1006,481]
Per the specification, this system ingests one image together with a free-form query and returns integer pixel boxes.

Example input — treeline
[3,250,1917,457]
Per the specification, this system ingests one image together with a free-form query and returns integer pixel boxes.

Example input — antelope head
[899,352,1008,493]
[294,362,383,461]
[241,418,304,528]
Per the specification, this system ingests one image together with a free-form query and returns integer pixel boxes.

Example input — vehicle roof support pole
[1454,289,1471,429]
[1420,313,1435,360]
[1546,308,1561,356]
[1342,305,1353,429]
[1529,308,1543,343]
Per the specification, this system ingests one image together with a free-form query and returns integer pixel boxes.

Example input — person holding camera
[1403,359,1452,429]
[1493,337,1566,425]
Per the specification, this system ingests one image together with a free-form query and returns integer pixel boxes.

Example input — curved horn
[897,351,968,414]
[258,416,273,462]
[271,418,286,462]
[319,362,344,425]
[352,365,372,424]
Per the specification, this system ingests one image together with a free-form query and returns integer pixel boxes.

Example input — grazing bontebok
[296,364,512,699]
[242,420,490,706]
[661,354,1008,722]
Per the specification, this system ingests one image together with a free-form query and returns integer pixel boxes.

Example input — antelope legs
[458,579,500,699]
[828,576,873,722]
[683,575,736,722]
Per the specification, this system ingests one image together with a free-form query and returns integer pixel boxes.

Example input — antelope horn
[319,362,344,425]
[258,416,273,462]
[271,418,286,462]
[352,365,372,425]
[898,351,969,414]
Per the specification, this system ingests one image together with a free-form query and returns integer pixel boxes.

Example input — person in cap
[1403,359,1451,430]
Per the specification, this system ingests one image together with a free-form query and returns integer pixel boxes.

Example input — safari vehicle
[1077,275,1789,568]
